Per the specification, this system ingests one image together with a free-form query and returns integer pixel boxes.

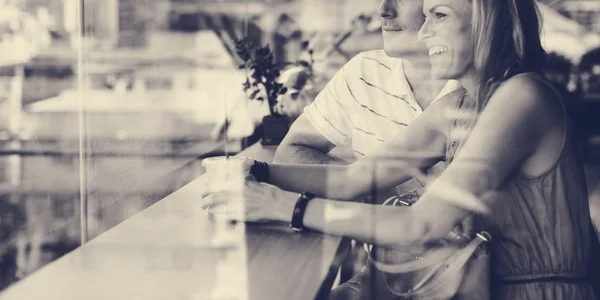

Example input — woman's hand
[201,179,297,223]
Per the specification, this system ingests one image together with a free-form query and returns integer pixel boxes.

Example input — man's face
[378,0,428,58]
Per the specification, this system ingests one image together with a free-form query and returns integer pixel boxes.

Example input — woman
[202,0,596,299]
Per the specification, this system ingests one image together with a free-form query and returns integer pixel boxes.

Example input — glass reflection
[0,0,598,296]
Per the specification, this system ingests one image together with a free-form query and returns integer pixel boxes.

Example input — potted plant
[234,36,290,146]
[275,40,318,120]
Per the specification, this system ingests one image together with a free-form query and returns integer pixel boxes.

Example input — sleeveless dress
[446,73,596,300]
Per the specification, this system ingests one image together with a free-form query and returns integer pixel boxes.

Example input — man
[272,0,460,284]
[274,0,458,171]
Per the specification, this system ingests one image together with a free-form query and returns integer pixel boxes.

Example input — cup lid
[201,156,247,167]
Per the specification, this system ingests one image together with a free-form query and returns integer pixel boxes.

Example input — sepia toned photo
[0,0,599,299]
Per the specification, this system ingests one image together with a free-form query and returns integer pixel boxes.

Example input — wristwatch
[290,192,315,232]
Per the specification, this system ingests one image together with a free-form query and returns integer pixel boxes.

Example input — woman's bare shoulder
[491,73,563,123]
[495,73,560,107]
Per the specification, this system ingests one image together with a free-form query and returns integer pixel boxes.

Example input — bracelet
[249,161,270,182]
[290,192,315,232]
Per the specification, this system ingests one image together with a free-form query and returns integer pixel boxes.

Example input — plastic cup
[201,156,251,246]
[202,156,251,191]
[202,156,251,219]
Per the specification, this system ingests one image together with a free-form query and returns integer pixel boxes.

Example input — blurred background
[0,0,599,292]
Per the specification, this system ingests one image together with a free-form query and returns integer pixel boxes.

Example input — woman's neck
[457,73,478,98]
[403,60,448,109]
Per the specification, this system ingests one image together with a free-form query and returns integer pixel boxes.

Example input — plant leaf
[298,61,310,68]
[301,40,310,50]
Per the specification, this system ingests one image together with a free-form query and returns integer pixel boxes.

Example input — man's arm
[266,91,457,201]
[273,114,348,165]
[275,114,402,204]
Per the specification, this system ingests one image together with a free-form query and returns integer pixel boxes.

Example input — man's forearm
[267,160,415,202]
[267,163,355,200]
[273,144,348,165]
[273,145,402,204]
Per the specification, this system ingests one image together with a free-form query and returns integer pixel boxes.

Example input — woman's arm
[273,192,424,247]
[393,75,562,243]
[272,76,561,246]
[265,91,459,201]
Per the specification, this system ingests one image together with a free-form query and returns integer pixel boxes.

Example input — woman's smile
[418,0,473,80]
[428,45,448,56]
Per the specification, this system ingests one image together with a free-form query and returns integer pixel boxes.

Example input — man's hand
[273,113,348,165]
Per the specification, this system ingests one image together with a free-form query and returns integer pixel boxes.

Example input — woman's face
[417,0,474,80]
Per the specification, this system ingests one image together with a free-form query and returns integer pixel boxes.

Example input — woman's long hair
[470,0,548,110]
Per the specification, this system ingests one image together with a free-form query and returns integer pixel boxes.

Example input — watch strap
[290,192,315,231]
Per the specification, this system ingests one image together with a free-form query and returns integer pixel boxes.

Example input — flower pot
[261,115,291,146]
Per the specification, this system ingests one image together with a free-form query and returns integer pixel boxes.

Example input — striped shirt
[304,50,461,158]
